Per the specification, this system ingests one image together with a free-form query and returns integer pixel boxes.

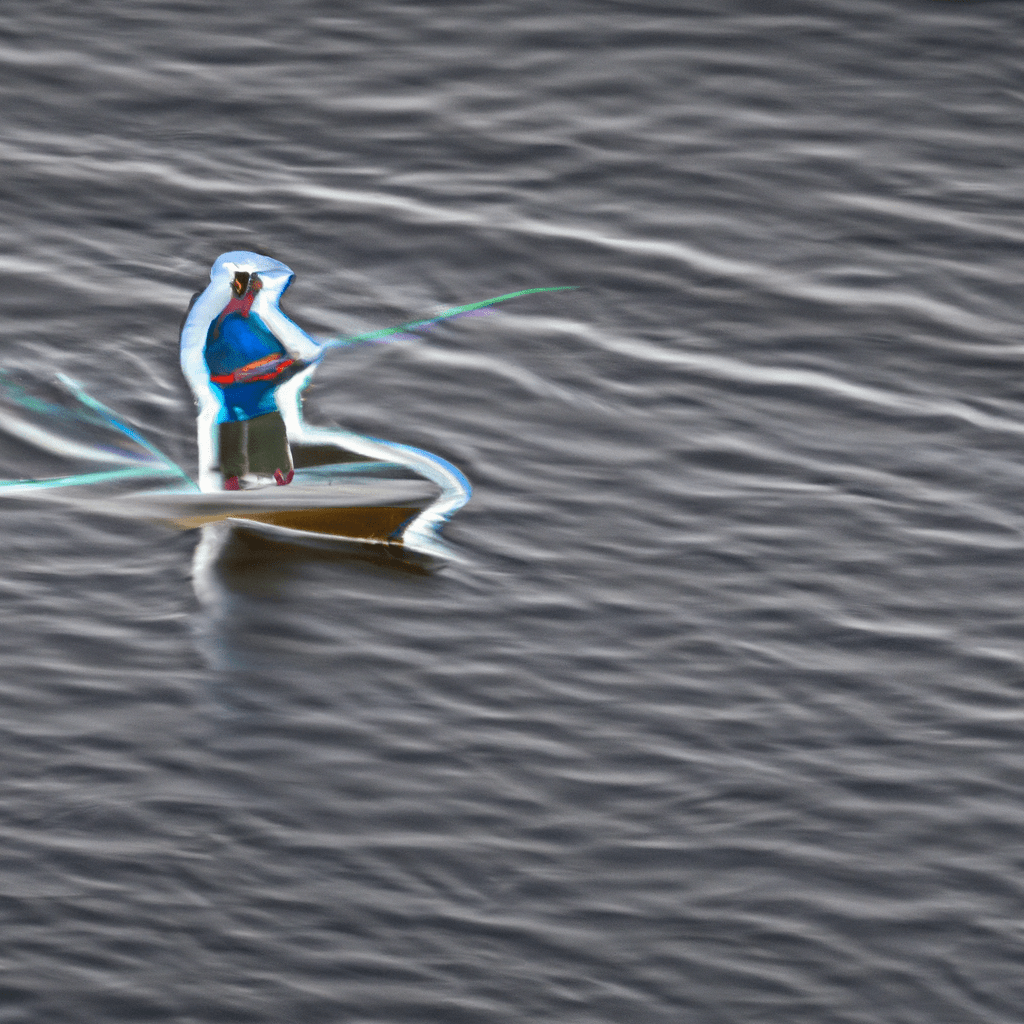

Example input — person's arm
[252,270,324,364]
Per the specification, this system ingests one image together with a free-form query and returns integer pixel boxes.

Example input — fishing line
[56,374,199,491]
[323,286,578,348]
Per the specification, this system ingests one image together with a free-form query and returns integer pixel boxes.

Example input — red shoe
[223,475,241,491]
[274,468,294,486]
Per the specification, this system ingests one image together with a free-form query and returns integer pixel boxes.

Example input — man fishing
[181,251,324,491]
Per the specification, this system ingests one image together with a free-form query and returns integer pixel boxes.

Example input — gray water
[1,1,1024,1021]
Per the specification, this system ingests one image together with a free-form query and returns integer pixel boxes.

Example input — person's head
[211,251,294,299]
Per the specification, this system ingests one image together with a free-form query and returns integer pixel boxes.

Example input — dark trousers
[218,410,293,478]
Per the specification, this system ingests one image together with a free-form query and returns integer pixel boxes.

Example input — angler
[180,251,324,491]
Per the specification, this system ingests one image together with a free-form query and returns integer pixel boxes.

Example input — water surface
[1,2,1023,1021]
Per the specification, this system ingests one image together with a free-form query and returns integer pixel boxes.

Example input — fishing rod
[0,466,180,493]
[322,286,578,348]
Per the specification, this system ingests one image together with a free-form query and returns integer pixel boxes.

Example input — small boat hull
[106,474,438,545]
[217,504,423,541]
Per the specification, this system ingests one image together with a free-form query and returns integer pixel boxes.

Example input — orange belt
[210,354,295,385]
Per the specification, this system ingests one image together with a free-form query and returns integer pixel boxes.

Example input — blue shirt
[204,311,286,379]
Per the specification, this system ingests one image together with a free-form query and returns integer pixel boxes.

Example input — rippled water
[2,1,1024,1021]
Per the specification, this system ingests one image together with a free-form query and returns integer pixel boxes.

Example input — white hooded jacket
[180,251,323,491]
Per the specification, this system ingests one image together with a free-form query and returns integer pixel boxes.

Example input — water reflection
[189,518,439,688]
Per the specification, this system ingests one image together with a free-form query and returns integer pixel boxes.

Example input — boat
[94,446,442,549]
[0,371,470,558]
